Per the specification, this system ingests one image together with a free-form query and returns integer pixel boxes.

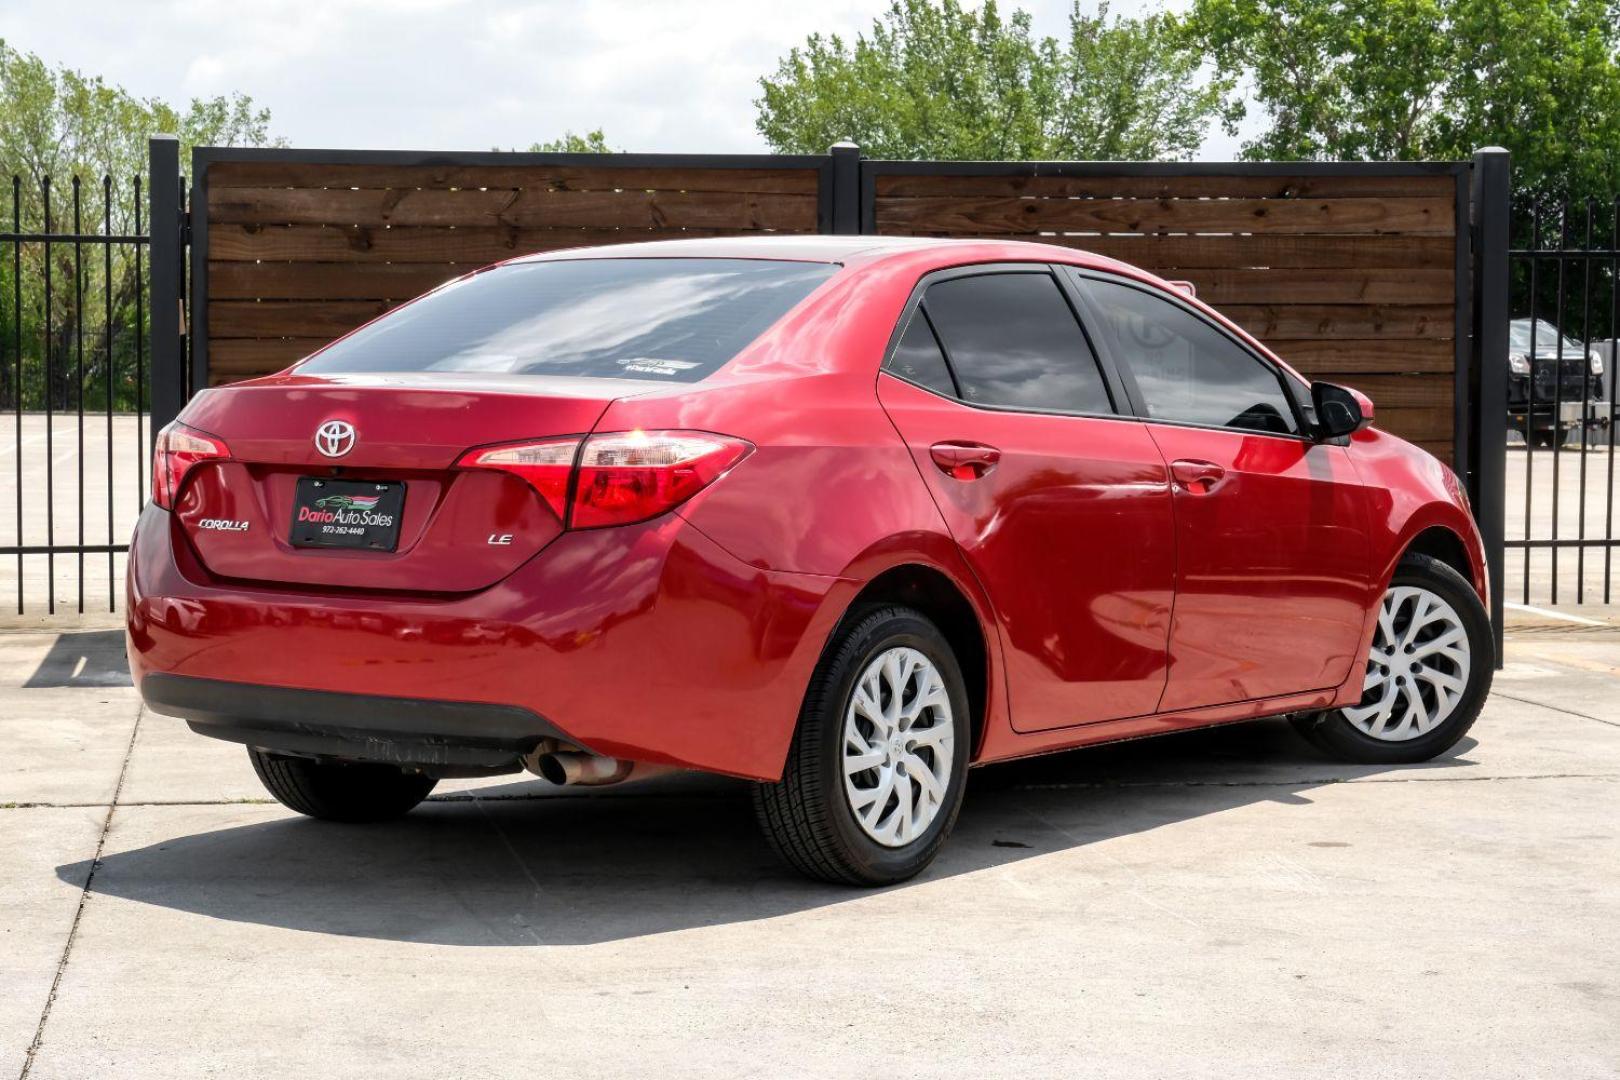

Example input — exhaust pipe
[524,746,680,787]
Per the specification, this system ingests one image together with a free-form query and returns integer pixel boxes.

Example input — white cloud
[3,0,1250,155]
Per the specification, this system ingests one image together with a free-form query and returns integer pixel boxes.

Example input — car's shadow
[61,719,1478,947]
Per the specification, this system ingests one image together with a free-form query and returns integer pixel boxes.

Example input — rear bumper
[127,505,852,780]
[143,672,564,774]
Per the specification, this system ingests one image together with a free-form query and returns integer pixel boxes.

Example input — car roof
[511,233,1140,274]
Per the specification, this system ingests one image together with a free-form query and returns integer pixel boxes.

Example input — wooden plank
[1226,304,1454,339]
[1001,232,1458,269]
[208,186,817,231]
[210,338,335,371]
[208,261,461,301]
[208,224,739,264]
[1368,406,1455,441]
[1262,338,1455,372]
[1173,268,1452,305]
[875,172,1456,200]
[876,196,1454,236]
[208,162,820,195]
[209,300,393,339]
[1295,373,1454,409]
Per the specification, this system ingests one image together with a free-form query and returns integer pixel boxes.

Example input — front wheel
[249,748,438,822]
[1292,553,1494,764]
[752,605,971,885]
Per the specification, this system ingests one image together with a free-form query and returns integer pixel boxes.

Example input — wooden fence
[184,148,1470,462]
[864,163,1467,460]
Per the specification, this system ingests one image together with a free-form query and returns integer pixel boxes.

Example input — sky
[2,0,1251,158]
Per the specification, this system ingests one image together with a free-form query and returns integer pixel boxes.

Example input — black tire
[1291,553,1494,764]
[752,605,971,886]
[248,748,437,822]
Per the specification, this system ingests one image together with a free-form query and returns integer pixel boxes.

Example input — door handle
[1170,459,1226,494]
[930,441,1002,481]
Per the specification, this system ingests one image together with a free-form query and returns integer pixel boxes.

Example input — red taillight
[456,430,751,530]
[152,422,230,509]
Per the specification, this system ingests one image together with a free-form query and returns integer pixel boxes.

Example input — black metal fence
[0,167,151,615]
[1506,195,1620,607]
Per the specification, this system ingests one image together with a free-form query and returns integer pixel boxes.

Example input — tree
[755,0,1231,160]
[523,129,616,154]
[1185,0,1620,204]
[0,40,280,411]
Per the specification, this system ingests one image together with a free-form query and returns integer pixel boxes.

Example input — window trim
[878,262,1131,421]
[1065,267,1314,443]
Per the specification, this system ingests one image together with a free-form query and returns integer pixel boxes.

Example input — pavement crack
[19,704,143,1080]
[1007,771,1618,791]
[1493,692,1620,729]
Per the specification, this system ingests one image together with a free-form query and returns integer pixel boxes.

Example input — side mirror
[1311,381,1374,440]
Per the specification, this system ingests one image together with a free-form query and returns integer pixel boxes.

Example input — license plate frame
[289,477,406,552]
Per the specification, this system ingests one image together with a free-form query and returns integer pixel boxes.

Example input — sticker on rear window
[616,358,701,377]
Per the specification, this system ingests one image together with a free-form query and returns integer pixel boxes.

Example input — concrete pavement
[1,625,1618,1078]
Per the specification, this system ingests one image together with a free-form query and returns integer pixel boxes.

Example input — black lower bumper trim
[141,673,570,771]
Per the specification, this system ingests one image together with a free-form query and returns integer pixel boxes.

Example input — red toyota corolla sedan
[128,235,1493,885]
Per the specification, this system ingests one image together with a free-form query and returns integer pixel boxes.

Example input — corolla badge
[314,419,356,458]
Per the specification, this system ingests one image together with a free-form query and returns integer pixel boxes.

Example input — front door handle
[1170,458,1226,494]
[930,441,1002,481]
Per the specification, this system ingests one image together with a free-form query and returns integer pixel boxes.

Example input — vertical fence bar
[11,177,20,613]
[73,177,84,614]
[43,176,55,614]
[148,136,184,450]
[134,174,145,517]
[1469,148,1509,659]
[1550,205,1568,605]
[1576,200,1595,602]
[1607,195,1620,603]
[1524,207,1539,602]
[104,176,115,610]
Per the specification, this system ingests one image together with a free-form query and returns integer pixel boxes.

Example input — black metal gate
[1503,190,1620,609]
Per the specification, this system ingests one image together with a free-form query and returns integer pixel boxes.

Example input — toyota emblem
[314,420,356,458]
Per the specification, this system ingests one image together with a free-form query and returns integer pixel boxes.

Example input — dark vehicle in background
[1508,318,1610,446]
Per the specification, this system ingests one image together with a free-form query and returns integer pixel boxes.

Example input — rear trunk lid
[171,373,645,592]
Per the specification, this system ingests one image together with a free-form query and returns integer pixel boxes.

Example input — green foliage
[0,39,280,412]
[755,0,1231,160]
[522,129,617,154]
[1185,0,1620,205]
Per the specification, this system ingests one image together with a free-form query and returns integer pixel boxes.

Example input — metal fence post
[830,142,861,235]
[1470,147,1510,658]
[148,135,184,447]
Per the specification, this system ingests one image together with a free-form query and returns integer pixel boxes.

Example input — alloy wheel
[1343,585,1472,741]
[842,646,956,847]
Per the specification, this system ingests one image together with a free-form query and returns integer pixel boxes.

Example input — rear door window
[297,258,839,381]
[920,272,1113,414]
[885,311,959,397]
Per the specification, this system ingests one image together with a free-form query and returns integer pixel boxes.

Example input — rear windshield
[297,258,839,381]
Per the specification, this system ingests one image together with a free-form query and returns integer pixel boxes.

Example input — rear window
[297,258,839,382]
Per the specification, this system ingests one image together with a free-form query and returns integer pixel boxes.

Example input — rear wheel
[1292,553,1493,764]
[248,748,437,822]
[752,605,971,885]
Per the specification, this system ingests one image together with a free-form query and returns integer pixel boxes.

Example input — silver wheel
[1343,585,1472,742]
[842,646,956,847]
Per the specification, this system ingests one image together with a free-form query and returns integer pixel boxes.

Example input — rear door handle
[930,441,1002,481]
[1170,459,1226,494]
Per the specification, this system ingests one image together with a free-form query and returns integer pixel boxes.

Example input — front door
[1072,272,1373,711]
[877,268,1178,730]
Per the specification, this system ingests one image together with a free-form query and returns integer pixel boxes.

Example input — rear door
[1069,270,1373,711]
[877,266,1177,730]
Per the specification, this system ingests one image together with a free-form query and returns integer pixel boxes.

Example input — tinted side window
[922,273,1112,414]
[886,310,958,397]
[1082,278,1299,435]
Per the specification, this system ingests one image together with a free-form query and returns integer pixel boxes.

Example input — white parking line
[1504,601,1608,626]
